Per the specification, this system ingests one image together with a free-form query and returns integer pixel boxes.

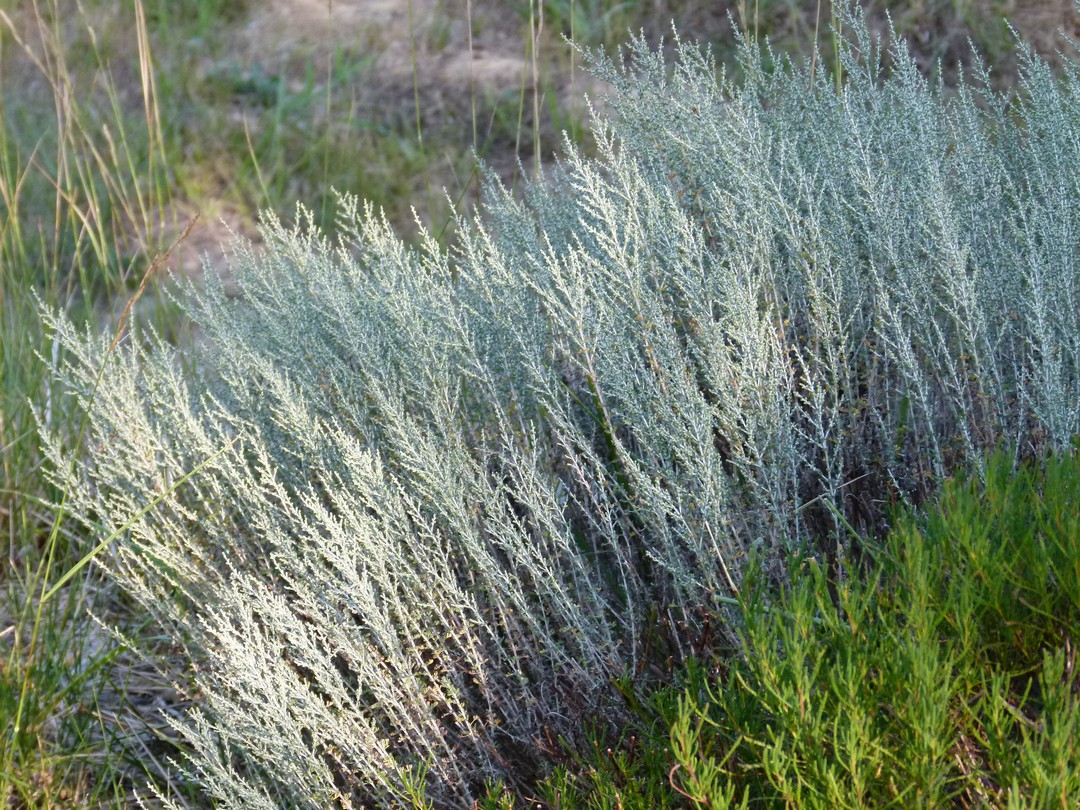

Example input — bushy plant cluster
[663,447,1079,808]
[42,9,1078,807]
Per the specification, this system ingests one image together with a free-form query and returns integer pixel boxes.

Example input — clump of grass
[0,0,174,299]
[0,0,199,804]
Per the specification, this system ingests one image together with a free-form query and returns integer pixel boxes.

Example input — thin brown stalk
[109,213,198,353]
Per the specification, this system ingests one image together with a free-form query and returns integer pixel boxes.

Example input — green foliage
[474,678,700,809]
[517,0,641,51]
[34,5,1080,809]
[650,447,1080,808]
[142,0,250,35]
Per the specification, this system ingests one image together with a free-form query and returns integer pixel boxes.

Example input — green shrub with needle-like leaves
[660,445,1080,808]
[41,7,1079,807]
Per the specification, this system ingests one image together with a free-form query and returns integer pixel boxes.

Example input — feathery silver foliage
[43,9,1079,806]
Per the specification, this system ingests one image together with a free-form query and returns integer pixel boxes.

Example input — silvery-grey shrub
[42,8,1079,807]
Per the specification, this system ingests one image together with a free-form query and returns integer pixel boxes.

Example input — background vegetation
[2,0,1078,806]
